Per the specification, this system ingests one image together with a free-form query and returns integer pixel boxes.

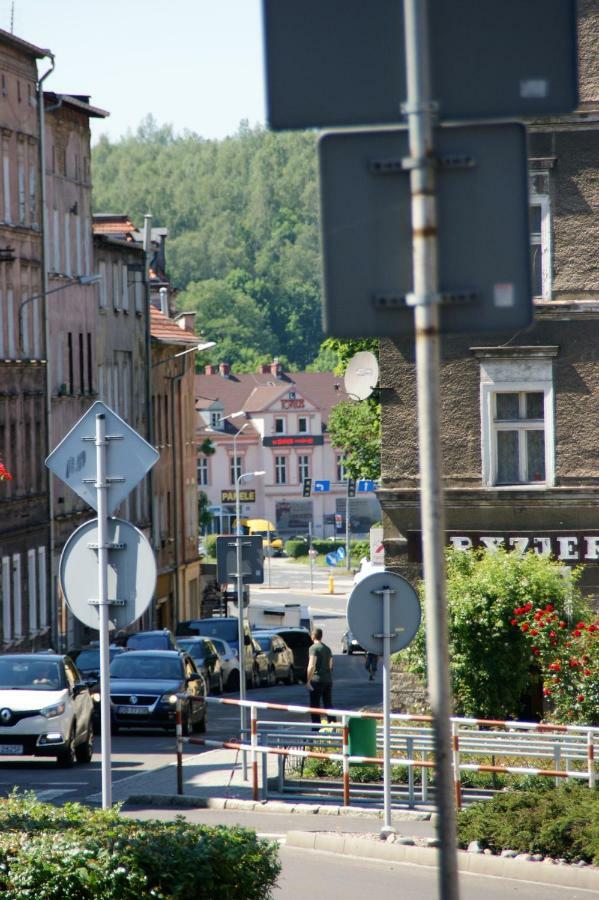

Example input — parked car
[68,645,128,680]
[176,637,223,694]
[341,630,365,654]
[251,632,295,686]
[208,637,241,692]
[176,618,255,688]
[259,627,313,681]
[122,630,177,651]
[250,638,270,687]
[105,650,207,735]
[0,653,94,767]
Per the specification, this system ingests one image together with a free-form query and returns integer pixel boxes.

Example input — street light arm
[18,274,103,351]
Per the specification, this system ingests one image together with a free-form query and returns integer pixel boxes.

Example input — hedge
[0,792,281,899]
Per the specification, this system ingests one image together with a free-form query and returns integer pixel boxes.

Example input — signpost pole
[235,484,248,780]
[266,526,272,587]
[381,586,394,838]
[95,413,112,809]
[345,488,351,572]
[402,0,459,896]
[309,521,314,592]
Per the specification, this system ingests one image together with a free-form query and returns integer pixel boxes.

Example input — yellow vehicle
[237,518,284,556]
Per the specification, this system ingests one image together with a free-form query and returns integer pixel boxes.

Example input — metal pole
[251,704,259,801]
[176,697,184,795]
[236,476,248,779]
[266,526,272,587]
[95,413,112,809]
[308,521,314,592]
[402,1,460,897]
[381,588,394,837]
[143,214,155,628]
[345,488,350,571]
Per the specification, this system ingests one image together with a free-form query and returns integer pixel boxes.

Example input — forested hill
[92,116,326,371]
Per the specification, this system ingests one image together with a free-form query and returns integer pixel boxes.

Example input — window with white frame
[275,417,285,434]
[478,351,556,488]
[210,408,223,429]
[298,416,308,433]
[230,455,242,485]
[275,455,287,484]
[298,454,310,482]
[336,455,346,482]
[529,172,551,300]
[197,457,209,486]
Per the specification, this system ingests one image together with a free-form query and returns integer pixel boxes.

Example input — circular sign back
[59,517,157,631]
[346,570,421,655]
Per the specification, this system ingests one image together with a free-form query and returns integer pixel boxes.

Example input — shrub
[0,792,281,899]
[204,534,218,558]
[311,539,345,555]
[457,784,599,863]
[284,539,309,558]
[350,539,369,562]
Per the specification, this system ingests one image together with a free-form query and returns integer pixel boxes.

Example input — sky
[2,0,266,144]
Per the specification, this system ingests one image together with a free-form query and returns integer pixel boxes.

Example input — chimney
[219,362,230,377]
[257,363,270,374]
[175,311,196,332]
[270,358,282,377]
[159,286,169,317]
[204,364,218,375]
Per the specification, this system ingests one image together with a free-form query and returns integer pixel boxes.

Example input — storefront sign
[263,435,324,447]
[408,531,599,563]
[221,489,255,504]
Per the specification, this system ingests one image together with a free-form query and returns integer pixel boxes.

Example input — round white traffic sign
[59,517,156,631]
[346,570,421,655]
[308,548,318,558]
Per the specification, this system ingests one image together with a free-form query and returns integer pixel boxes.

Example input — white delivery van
[241,602,301,630]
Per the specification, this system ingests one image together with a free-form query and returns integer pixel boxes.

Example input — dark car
[69,645,128,680]
[341,630,365,655]
[259,627,313,681]
[106,650,206,735]
[176,618,255,687]
[250,638,270,687]
[123,630,177,651]
[252,632,295,686]
[176,637,224,694]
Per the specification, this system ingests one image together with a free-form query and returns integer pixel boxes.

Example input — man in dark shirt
[306,627,333,724]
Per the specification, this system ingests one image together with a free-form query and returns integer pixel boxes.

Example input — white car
[208,638,241,692]
[0,654,94,767]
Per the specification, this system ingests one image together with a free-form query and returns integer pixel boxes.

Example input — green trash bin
[348,717,377,764]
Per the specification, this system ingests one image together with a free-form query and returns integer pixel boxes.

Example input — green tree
[198,491,213,533]
[406,547,589,720]
[328,400,380,480]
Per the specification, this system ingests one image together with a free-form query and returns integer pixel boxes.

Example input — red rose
[545,604,554,612]
[521,623,529,632]
[577,695,585,702]
[530,629,538,636]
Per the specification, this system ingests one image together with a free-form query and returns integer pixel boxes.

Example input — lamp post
[236,469,265,777]
[204,410,247,533]
[18,274,102,354]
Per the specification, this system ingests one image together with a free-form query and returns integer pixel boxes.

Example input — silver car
[209,637,241,692]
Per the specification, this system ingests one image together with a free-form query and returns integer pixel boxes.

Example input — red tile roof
[151,306,198,346]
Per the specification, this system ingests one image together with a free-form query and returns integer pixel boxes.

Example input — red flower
[531,647,540,656]
[521,623,529,632]
[576,622,586,630]
[545,604,554,612]
[524,602,533,612]
[587,624,596,633]
[548,662,561,671]
[530,628,538,636]
[577,695,585,703]
[543,687,552,696]
[510,618,518,626]
[559,621,567,629]
[0,460,12,482]
[549,631,556,639]
[583,668,591,676]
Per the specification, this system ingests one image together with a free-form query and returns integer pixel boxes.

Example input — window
[1,556,11,642]
[28,165,36,225]
[98,261,107,308]
[275,455,287,484]
[298,416,308,433]
[275,417,285,434]
[478,350,556,489]
[17,160,25,224]
[3,152,11,223]
[336,455,346,482]
[530,194,551,300]
[28,548,37,632]
[197,457,209,486]
[210,410,222,429]
[230,455,241,485]
[298,454,310,482]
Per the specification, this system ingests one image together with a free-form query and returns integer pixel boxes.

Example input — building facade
[378,4,599,596]
[196,360,380,539]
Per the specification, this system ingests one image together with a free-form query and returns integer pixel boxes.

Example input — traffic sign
[59,517,156,631]
[263,0,577,129]
[313,480,330,493]
[347,571,421,655]
[216,535,264,584]
[358,480,377,493]
[308,548,318,559]
[336,546,346,561]
[319,123,532,337]
[46,401,158,515]
[325,551,339,567]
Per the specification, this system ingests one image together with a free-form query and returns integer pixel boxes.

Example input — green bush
[284,539,309,558]
[0,792,281,899]
[311,539,345,555]
[457,784,599,863]
[350,540,369,561]
[204,534,218,558]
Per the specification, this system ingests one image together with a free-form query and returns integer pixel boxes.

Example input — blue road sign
[357,480,377,493]
[325,551,338,566]
[314,480,331,493]
[336,546,346,560]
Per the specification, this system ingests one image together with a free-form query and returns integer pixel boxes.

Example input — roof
[151,305,197,346]
[196,369,350,423]
[0,28,50,59]
[92,215,166,248]
[44,92,109,119]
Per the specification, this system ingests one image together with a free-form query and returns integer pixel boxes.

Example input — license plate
[117,706,149,715]
[0,744,23,754]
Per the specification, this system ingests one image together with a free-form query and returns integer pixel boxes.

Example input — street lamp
[151,341,216,368]
[18,273,103,353]
[236,469,265,774]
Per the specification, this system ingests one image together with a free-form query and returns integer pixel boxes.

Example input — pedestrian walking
[365,652,378,681]
[306,628,333,724]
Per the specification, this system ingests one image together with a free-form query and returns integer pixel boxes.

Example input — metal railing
[175,696,598,809]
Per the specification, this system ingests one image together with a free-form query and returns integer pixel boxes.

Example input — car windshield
[211,639,227,655]
[0,659,64,691]
[126,633,169,650]
[194,620,238,642]
[254,637,271,651]
[177,641,206,662]
[76,649,121,670]
[110,655,183,680]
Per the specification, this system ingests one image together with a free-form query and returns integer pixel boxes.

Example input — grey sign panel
[46,401,159,515]
[319,123,532,337]
[216,535,264,585]
[346,571,421,656]
[59,517,156,631]
[262,0,577,128]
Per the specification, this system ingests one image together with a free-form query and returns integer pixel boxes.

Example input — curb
[124,794,431,821]
[285,832,599,890]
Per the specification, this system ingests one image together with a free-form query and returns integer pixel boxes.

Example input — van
[237,518,284,556]
[244,602,301,629]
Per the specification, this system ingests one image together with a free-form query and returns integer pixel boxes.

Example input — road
[0,560,373,803]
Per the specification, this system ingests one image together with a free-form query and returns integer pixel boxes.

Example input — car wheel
[56,727,76,768]
[75,723,94,764]
[227,671,240,692]
[286,665,295,685]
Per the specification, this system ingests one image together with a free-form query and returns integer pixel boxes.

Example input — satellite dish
[344,351,379,401]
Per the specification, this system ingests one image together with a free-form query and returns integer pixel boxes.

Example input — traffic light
[303,477,312,497]
[347,477,356,498]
